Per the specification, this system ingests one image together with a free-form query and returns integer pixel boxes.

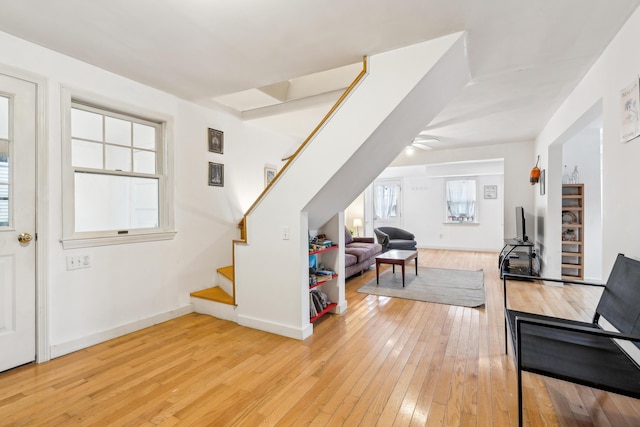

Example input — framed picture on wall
[621,79,640,143]
[208,128,224,154]
[208,162,224,187]
[483,185,497,199]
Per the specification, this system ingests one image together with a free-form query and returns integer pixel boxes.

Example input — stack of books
[310,289,330,317]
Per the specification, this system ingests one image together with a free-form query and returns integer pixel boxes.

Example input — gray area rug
[357,267,485,307]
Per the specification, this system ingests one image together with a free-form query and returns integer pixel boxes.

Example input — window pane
[0,141,8,183]
[131,177,159,229]
[133,150,155,174]
[72,139,103,169]
[105,116,131,147]
[374,185,399,220]
[0,184,8,227]
[0,141,9,227]
[105,145,131,172]
[74,173,158,232]
[0,96,8,140]
[133,123,155,149]
[71,108,103,141]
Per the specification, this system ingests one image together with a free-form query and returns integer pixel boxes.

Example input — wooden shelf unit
[309,244,338,321]
[561,184,584,280]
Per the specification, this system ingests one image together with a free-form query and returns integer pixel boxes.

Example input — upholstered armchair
[374,227,417,252]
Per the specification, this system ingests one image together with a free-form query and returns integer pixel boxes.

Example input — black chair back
[595,253,640,348]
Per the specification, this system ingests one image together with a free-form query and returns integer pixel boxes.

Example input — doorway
[0,72,37,372]
[372,179,402,229]
[547,102,603,281]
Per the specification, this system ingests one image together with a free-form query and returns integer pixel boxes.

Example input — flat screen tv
[515,206,528,242]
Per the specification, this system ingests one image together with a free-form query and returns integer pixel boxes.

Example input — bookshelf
[309,244,338,321]
[561,184,584,280]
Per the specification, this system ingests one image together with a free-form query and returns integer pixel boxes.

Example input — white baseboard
[50,304,194,359]
[237,314,311,340]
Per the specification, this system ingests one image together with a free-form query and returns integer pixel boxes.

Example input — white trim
[61,230,176,249]
[237,314,313,340]
[49,304,193,359]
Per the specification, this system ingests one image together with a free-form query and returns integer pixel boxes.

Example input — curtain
[446,180,476,222]
[374,185,398,220]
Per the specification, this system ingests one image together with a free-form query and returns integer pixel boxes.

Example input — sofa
[344,227,382,278]
[374,226,417,252]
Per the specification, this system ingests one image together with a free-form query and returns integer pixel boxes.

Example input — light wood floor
[1,249,639,426]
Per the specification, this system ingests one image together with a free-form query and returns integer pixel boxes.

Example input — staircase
[190,266,236,321]
[191,32,471,338]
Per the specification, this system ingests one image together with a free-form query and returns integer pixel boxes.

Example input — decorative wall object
[540,169,546,195]
[208,162,224,187]
[529,155,540,185]
[208,128,224,153]
[264,167,276,186]
[621,79,639,143]
[483,185,497,199]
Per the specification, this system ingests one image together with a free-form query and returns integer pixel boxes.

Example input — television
[515,206,528,242]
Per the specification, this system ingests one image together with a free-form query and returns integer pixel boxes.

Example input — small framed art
[483,185,497,199]
[208,128,224,154]
[208,162,224,187]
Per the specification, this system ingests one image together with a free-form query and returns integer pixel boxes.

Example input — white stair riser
[217,272,233,296]
[192,297,237,323]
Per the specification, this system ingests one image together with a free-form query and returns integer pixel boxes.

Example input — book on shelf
[309,293,317,317]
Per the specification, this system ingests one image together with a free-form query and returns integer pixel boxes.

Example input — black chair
[503,253,640,426]
[373,227,417,252]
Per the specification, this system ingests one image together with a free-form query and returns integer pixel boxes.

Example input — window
[62,95,175,247]
[0,96,9,227]
[446,179,476,223]
[374,183,399,221]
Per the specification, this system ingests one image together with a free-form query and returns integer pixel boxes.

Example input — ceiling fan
[408,136,440,152]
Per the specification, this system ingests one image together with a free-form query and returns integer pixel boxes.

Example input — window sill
[61,230,177,249]
[443,222,480,225]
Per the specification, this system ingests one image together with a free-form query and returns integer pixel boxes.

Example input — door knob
[18,233,33,243]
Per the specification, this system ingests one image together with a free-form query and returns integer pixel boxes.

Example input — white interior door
[0,73,37,372]
[372,179,402,229]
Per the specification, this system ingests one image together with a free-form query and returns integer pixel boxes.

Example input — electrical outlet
[66,254,91,270]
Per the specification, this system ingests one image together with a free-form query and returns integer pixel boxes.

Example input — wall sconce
[530,155,541,185]
[353,218,363,237]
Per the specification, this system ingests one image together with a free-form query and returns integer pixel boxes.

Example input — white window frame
[60,88,175,248]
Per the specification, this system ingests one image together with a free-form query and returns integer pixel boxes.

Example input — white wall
[536,6,640,276]
[0,30,294,356]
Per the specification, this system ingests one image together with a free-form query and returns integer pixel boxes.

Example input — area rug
[357,267,485,307]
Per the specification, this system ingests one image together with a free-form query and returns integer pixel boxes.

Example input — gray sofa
[344,227,382,278]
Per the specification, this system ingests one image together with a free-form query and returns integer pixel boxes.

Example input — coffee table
[375,249,418,287]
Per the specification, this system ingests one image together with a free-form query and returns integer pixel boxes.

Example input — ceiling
[0,0,638,149]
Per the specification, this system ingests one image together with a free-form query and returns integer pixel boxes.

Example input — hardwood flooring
[1,249,639,426]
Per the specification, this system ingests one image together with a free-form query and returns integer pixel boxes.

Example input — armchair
[374,226,417,252]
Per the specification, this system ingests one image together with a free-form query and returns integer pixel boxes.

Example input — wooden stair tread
[191,286,234,305]
[217,266,234,282]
